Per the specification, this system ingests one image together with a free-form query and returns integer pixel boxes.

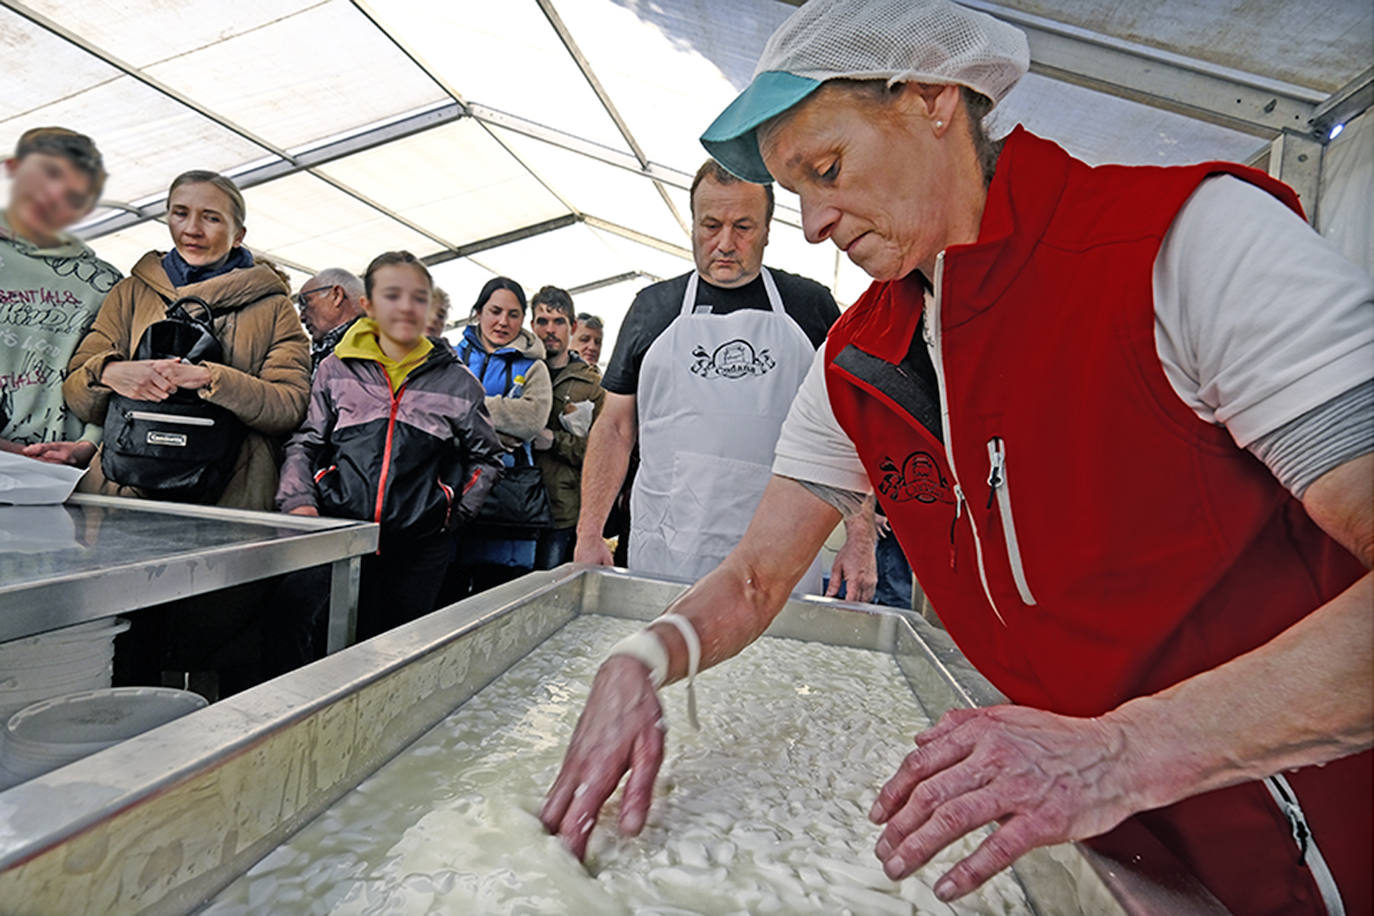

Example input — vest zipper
[986,437,1038,606]
[1263,774,1346,916]
[927,254,1006,627]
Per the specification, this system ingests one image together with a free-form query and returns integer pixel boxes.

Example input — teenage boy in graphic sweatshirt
[1,127,122,467]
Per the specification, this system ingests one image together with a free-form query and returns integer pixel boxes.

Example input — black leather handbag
[101,295,246,502]
[472,442,552,536]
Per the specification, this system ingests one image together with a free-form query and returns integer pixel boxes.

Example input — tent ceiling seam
[10,0,456,268]
[348,0,582,218]
[535,0,691,238]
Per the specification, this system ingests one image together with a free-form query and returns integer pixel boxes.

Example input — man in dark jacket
[530,286,605,568]
[296,267,363,371]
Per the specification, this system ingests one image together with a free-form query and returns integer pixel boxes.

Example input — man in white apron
[575,160,876,598]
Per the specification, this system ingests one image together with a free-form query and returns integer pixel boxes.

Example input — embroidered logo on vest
[690,339,775,379]
[878,451,954,504]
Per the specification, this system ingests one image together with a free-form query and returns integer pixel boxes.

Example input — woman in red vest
[541,1,1372,912]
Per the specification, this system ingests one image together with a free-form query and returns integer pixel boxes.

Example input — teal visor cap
[701,70,822,184]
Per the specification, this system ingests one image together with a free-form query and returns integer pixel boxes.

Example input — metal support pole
[1268,131,1325,226]
[326,556,362,653]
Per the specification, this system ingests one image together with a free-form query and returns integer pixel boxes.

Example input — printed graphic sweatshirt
[0,211,121,445]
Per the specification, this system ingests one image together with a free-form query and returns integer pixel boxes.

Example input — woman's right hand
[101,359,182,401]
[540,655,666,860]
[288,506,320,517]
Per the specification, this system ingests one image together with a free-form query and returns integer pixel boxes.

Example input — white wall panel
[1318,109,1374,275]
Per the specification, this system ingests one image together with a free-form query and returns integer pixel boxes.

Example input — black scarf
[162,246,254,287]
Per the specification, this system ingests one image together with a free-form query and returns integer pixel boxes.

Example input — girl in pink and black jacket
[276,251,504,639]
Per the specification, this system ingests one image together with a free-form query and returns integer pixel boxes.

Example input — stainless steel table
[0,493,378,652]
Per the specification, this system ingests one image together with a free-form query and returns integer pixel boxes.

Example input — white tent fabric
[2,0,1369,360]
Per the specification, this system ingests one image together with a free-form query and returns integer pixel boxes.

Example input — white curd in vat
[206,615,1030,914]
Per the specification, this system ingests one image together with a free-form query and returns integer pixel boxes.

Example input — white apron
[629,267,824,592]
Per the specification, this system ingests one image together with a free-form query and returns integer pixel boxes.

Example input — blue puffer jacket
[453,323,552,448]
[452,321,553,565]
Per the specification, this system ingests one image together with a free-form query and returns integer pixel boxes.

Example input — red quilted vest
[825,127,1369,915]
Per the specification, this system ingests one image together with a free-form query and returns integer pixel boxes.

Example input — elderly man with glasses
[296,267,364,371]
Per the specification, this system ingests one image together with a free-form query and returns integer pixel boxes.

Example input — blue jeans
[873,532,914,609]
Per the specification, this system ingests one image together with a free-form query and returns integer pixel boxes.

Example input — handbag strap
[163,294,215,326]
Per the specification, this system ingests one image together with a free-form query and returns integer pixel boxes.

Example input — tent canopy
[3,0,1369,351]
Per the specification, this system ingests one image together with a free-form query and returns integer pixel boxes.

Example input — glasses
[295,285,335,310]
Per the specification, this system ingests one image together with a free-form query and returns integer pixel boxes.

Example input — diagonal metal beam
[957,1,1328,139]
[582,215,692,261]
[568,271,661,296]
[467,103,804,230]
[73,102,464,239]
[465,103,695,190]
[349,0,582,220]
[534,0,691,238]
[421,215,579,267]
[7,1,467,256]
[1310,67,1374,139]
[774,0,1332,139]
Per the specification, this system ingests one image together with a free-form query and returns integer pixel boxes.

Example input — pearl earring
[935,119,944,129]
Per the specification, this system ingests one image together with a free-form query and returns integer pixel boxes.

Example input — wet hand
[540,655,666,860]
[828,538,878,603]
[870,706,1142,902]
[101,359,181,401]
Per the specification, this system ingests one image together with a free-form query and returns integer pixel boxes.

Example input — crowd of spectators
[1,127,888,698]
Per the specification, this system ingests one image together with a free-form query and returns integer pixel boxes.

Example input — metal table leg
[326,556,361,653]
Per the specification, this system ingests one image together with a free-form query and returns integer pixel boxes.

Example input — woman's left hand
[870,706,1144,901]
[21,440,98,468]
[164,361,213,390]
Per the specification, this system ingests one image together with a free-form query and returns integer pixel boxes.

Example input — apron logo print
[878,451,955,504]
[690,338,776,379]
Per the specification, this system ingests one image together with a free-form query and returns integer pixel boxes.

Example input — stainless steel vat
[0,565,1223,914]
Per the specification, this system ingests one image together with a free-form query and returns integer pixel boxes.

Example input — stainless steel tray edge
[0,566,587,914]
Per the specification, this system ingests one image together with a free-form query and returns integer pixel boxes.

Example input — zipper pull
[949,485,965,570]
[986,437,1005,509]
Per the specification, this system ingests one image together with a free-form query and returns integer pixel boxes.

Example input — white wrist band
[607,629,669,688]
[656,613,701,730]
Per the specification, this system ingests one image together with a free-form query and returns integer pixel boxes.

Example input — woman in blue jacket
[442,277,554,598]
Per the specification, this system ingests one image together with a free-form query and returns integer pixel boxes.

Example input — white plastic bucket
[0,618,129,719]
[1,687,207,783]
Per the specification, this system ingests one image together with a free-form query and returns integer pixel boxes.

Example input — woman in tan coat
[64,170,309,511]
